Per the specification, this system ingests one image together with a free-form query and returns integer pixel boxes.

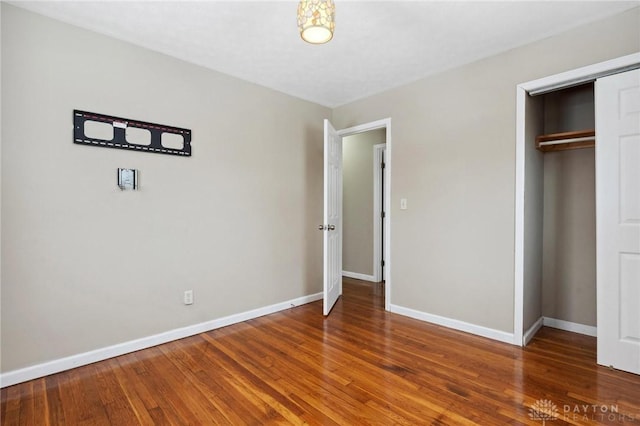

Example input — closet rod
[536,129,595,152]
[537,135,595,146]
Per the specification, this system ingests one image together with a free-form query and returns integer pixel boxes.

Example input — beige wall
[543,84,595,133]
[342,129,385,277]
[542,149,596,326]
[332,7,640,333]
[1,4,329,372]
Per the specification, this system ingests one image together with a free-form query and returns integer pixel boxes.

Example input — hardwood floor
[2,277,639,425]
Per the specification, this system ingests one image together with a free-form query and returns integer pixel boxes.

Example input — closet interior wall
[540,84,597,329]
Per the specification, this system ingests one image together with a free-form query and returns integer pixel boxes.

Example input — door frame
[338,118,392,310]
[373,143,386,283]
[513,53,640,346]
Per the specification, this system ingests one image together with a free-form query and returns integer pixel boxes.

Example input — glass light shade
[297,0,335,44]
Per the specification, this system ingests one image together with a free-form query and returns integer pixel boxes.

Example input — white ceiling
[9,1,639,107]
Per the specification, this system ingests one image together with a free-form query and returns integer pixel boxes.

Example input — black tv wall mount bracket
[73,110,192,157]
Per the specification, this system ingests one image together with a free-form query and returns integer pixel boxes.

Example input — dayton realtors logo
[529,399,559,424]
[529,399,639,423]
[562,403,638,422]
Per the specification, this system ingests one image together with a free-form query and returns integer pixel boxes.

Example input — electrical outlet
[184,290,193,305]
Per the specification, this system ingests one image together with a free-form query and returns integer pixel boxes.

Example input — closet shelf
[536,129,595,152]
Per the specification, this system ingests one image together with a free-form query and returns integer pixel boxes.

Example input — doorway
[515,53,640,345]
[514,54,640,375]
[341,131,386,284]
[322,118,392,314]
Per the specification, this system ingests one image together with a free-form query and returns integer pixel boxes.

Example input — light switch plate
[400,198,407,210]
[118,168,138,190]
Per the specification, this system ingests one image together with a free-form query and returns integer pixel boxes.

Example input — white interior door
[322,119,342,315]
[596,68,640,375]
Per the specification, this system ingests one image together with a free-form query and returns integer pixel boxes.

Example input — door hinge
[381,260,385,267]
[381,211,386,218]
[381,161,386,169]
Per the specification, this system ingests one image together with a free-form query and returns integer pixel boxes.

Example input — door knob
[318,225,326,230]
[328,224,336,231]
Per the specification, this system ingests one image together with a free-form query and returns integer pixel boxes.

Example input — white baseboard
[0,292,322,388]
[523,317,544,346]
[543,317,597,337]
[342,271,376,282]
[389,304,514,345]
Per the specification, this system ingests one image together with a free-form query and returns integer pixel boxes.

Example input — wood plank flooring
[2,277,639,425]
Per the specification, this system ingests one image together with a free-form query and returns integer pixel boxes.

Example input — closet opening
[536,84,597,338]
[521,83,597,344]
[515,54,640,375]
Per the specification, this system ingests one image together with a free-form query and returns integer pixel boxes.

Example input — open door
[596,68,640,375]
[321,119,342,315]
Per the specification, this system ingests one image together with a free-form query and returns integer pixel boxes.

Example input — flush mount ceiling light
[297,0,335,44]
